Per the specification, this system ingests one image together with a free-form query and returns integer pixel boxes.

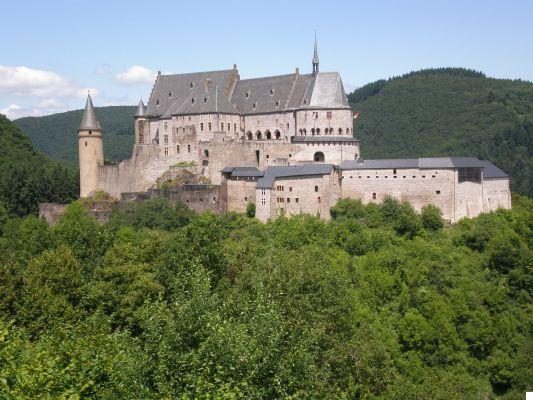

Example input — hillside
[349,68,533,196]
[0,115,78,217]
[14,106,136,164]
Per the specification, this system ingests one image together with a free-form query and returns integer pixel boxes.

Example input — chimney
[295,67,299,75]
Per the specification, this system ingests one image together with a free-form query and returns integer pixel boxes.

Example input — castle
[77,40,511,222]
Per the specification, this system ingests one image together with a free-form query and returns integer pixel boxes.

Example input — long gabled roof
[257,164,334,189]
[146,68,350,118]
[339,157,495,171]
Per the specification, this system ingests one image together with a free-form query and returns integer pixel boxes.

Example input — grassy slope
[349,68,533,196]
[14,106,136,164]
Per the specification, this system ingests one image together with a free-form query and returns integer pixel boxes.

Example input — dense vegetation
[0,194,531,398]
[0,115,78,218]
[349,68,533,196]
[14,106,136,164]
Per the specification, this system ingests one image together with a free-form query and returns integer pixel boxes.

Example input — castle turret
[312,32,319,76]
[78,93,104,197]
[134,98,148,144]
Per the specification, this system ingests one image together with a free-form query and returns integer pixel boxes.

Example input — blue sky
[1,0,532,119]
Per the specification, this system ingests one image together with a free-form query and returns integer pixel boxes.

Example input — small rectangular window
[314,186,319,192]
[295,198,299,203]
[200,123,204,131]
[393,169,397,174]
[317,196,321,204]
[164,147,168,156]
[234,123,237,132]
[227,123,231,131]
[177,145,180,153]
[244,197,248,202]
[289,187,292,192]
[436,190,441,194]
[372,192,376,200]
[187,145,191,153]
[208,122,212,130]
[287,198,291,203]
[221,123,224,131]
[261,198,266,205]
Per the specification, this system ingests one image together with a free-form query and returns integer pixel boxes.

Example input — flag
[353,112,360,120]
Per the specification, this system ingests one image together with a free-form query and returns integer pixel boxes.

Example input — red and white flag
[353,112,360,120]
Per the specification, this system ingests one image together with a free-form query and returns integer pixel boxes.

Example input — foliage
[246,202,256,218]
[348,68,533,196]
[0,194,531,398]
[0,115,78,217]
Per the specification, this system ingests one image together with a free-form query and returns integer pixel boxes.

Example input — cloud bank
[115,65,155,84]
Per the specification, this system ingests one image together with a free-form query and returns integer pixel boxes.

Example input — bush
[421,204,444,231]
[246,202,256,218]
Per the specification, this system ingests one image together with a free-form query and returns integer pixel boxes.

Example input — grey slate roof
[257,164,334,189]
[481,160,508,179]
[147,69,237,117]
[340,157,505,175]
[162,84,238,117]
[135,99,147,117]
[292,135,359,143]
[146,67,350,118]
[79,94,102,131]
[418,157,485,169]
[221,166,264,177]
[231,73,298,114]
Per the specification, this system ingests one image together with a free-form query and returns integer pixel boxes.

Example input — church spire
[312,30,319,76]
[78,93,102,131]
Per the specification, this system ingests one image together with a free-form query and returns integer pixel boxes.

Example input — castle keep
[77,40,511,222]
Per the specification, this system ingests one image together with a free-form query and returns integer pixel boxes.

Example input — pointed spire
[78,93,102,131]
[135,98,147,117]
[312,30,319,76]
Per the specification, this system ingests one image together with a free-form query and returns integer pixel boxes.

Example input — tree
[421,204,444,231]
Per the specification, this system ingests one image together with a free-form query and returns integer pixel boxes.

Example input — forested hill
[0,115,78,217]
[349,68,533,196]
[14,106,136,164]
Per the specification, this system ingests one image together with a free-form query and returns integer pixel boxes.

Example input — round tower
[78,93,104,198]
[134,98,148,144]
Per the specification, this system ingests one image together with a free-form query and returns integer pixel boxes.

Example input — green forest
[348,68,533,196]
[0,194,531,398]
[0,115,78,218]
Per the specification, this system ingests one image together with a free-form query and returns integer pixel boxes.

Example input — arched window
[204,149,209,157]
[330,127,334,134]
[338,128,343,134]
[265,130,271,140]
[311,128,315,135]
[247,131,253,140]
[346,128,350,134]
[316,128,321,135]
[303,128,307,135]
[299,129,303,134]
[274,130,281,139]
[256,131,262,140]
[314,151,325,162]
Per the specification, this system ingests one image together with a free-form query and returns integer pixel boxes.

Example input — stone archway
[314,151,325,162]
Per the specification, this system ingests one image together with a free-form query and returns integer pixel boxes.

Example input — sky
[1,0,532,119]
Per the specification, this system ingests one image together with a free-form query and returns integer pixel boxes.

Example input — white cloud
[115,65,155,84]
[1,98,71,120]
[0,104,24,119]
[0,65,98,98]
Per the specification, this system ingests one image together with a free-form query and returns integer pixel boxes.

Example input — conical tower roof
[78,93,102,131]
[135,99,147,117]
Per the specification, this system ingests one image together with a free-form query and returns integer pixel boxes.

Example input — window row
[246,130,282,140]
[298,127,351,135]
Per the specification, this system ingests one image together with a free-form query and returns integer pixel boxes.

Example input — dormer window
[168,91,172,98]
[252,102,257,110]
[190,82,194,89]
[191,97,196,104]
[156,99,160,106]
[245,91,250,99]
[270,88,274,96]
[303,99,307,104]
[204,96,208,103]
[275,100,280,107]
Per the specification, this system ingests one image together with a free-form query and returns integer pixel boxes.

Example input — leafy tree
[421,204,444,231]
